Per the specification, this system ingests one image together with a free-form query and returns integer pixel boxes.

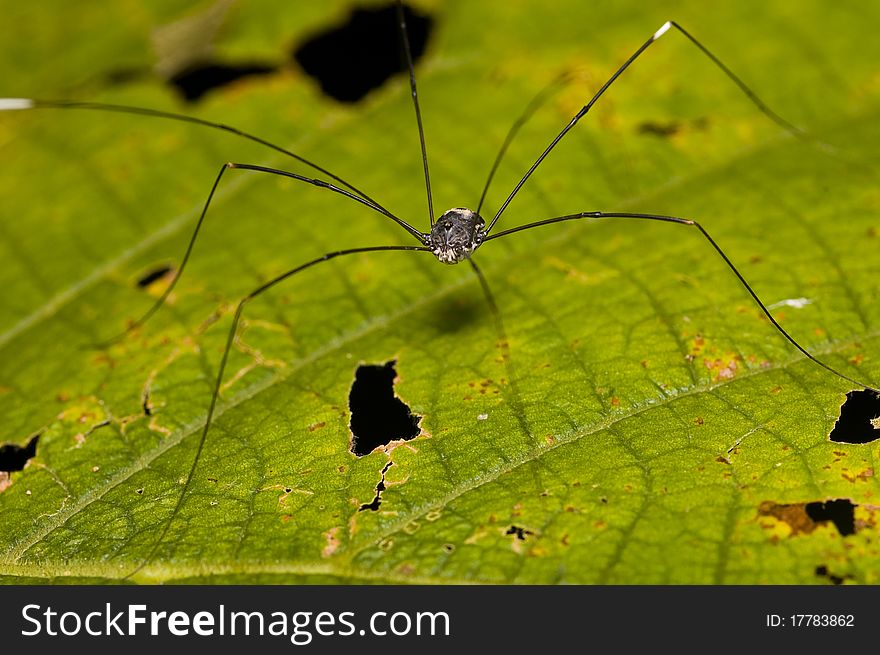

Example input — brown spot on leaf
[758,499,858,538]
[704,354,740,382]
[842,467,874,483]
[689,334,706,355]
[759,501,818,537]
[637,120,681,137]
[322,526,341,558]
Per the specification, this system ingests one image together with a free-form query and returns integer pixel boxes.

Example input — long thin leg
[98,161,427,347]
[125,243,431,579]
[395,0,434,226]
[0,98,391,215]
[476,72,572,216]
[468,258,534,442]
[486,21,812,235]
[486,211,879,393]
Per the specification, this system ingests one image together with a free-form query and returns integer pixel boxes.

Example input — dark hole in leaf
[0,434,39,472]
[815,565,849,585]
[136,264,174,288]
[505,525,533,540]
[359,481,384,512]
[805,499,856,536]
[829,390,880,444]
[292,2,433,103]
[169,62,278,103]
[359,461,392,512]
[349,360,420,457]
[142,388,155,416]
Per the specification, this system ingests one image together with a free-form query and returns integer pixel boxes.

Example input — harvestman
[2,3,876,573]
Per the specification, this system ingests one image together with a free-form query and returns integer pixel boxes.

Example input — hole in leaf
[359,461,392,512]
[505,525,533,541]
[804,499,856,537]
[136,264,174,289]
[292,2,433,103]
[759,499,858,537]
[169,62,278,102]
[349,360,421,457]
[815,565,851,585]
[829,390,880,444]
[0,434,39,472]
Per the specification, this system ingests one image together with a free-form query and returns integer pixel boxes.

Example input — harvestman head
[2,2,876,577]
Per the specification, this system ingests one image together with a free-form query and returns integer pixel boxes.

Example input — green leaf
[1,0,879,584]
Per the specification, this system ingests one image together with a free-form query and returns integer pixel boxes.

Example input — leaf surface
[1,0,879,584]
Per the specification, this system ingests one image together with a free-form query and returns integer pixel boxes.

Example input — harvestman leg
[127,242,430,577]
[96,161,425,346]
[395,0,434,226]
[485,211,880,394]
[0,98,389,212]
[475,72,573,216]
[99,157,428,575]
[458,15,877,391]
[0,100,429,347]
[485,20,822,234]
[467,259,533,440]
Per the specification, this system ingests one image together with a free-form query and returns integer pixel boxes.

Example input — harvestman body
[2,5,876,575]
